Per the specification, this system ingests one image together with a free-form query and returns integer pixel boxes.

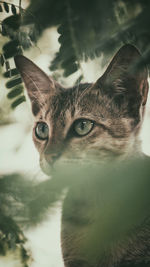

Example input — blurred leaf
[63,62,79,77]
[4,47,21,59]
[50,52,62,71]
[3,68,19,78]
[75,74,84,85]
[25,0,150,77]
[0,54,5,66]
[3,2,9,13]
[11,95,26,108]
[11,4,17,15]
[3,40,19,53]
[6,77,22,89]
[1,11,26,109]
[2,14,21,38]
[0,4,3,12]
[1,24,7,36]
[21,246,30,262]
[18,32,33,49]
[3,40,22,59]
[7,86,23,99]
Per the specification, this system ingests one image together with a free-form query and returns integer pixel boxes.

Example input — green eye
[74,119,94,136]
[35,122,49,140]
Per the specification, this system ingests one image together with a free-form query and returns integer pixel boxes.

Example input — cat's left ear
[93,44,149,106]
[14,55,57,115]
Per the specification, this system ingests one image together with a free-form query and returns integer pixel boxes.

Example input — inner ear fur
[14,55,56,115]
[94,44,149,105]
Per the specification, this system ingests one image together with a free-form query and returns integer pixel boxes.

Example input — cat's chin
[40,157,53,176]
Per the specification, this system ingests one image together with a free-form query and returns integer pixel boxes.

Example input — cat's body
[14,44,150,266]
[61,158,150,267]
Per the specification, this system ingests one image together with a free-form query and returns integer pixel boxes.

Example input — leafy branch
[50,0,84,83]
[0,1,38,109]
[1,0,150,109]
[0,1,18,15]
[27,0,150,78]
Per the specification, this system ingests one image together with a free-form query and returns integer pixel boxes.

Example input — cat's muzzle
[40,156,54,175]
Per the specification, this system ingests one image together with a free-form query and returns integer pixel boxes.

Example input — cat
[14,44,150,267]
[14,44,149,171]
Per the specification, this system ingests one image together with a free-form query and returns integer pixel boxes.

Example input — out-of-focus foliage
[0,0,150,108]
[24,0,150,75]
[0,157,150,265]
[0,2,25,108]
[0,1,39,109]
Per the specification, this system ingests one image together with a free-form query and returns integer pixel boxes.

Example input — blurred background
[0,0,150,266]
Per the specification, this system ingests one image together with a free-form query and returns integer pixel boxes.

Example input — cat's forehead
[43,83,92,120]
[41,82,127,124]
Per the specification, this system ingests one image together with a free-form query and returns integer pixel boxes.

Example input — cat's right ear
[92,44,149,106]
[14,55,56,116]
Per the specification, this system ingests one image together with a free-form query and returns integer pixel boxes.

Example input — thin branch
[19,0,22,14]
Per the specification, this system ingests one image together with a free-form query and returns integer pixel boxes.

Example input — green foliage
[11,4,17,15]
[3,2,9,13]
[3,67,19,78]
[0,54,5,66]
[11,95,26,108]
[0,158,150,264]
[0,1,38,109]
[6,77,22,88]
[0,1,23,108]
[25,0,150,77]
[0,0,150,108]
[0,173,33,266]
[0,1,19,17]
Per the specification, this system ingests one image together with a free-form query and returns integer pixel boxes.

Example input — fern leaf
[3,68,19,78]
[50,52,64,72]
[6,77,22,89]
[11,96,26,109]
[63,62,78,77]
[0,54,5,66]
[11,4,17,15]
[3,40,20,59]
[0,4,3,12]
[2,15,21,38]
[1,24,7,36]
[3,2,9,13]
[7,86,23,99]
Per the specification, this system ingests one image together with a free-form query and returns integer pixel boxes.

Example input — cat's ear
[14,55,56,115]
[94,44,149,106]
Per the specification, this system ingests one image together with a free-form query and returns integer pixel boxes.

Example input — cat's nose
[44,153,60,165]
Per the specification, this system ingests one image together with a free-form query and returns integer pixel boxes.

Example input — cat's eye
[35,122,49,140]
[73,119,94,136]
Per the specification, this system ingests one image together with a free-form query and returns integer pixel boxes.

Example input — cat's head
[14,44,149,173]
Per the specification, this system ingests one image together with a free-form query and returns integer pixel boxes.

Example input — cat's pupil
[81,122,86,130]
